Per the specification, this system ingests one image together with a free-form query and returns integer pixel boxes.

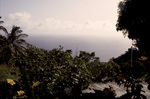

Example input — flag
[131,43,139,51]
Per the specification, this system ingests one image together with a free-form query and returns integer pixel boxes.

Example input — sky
[0,0,132,62]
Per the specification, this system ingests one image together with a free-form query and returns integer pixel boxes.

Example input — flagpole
[131,41,138,67]
[131,40,134,67]
[131,45,133,67]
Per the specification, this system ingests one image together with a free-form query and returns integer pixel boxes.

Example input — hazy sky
[0,0,132,62]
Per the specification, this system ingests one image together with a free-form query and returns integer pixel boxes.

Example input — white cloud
[83,20,115,31]
[37,18,115,31]
[4,12,38,30]
[3,12,116,36]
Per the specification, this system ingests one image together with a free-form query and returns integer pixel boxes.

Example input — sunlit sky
[0,0,132,62]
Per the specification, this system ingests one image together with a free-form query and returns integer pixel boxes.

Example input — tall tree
[116,0,150,55]
[0,25,29,63]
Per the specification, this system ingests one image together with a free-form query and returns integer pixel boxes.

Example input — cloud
[3,12,48,31]
[37,18,115,31]
[3,12,116,36]
[4,12,35,30]
[83,20,115,31]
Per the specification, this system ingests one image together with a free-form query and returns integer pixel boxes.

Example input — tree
[0,25,29,63]
[116,0,150,55]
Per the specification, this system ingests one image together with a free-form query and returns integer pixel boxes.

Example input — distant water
[82,81,150,98]
[26,34,131,62]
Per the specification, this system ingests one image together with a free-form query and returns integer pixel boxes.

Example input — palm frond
[15,39,26,44]
[10,26,22,37]
[16,34,28,40]
[0,26,9,36]
[0,35,7,45]
[0,21,4,24]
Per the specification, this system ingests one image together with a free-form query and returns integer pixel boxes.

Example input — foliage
[0,24,131,98]
[0,25,29,64]
[116,0,150,55]
[1,0,150,97]
[0,45,121,98]
[113,48,150,98]
[0,64,21,83]
[101,62,121,80]
[116,0,150,90]
[10,46,94,98]
[0,44,122,98]
[78,51,101,81]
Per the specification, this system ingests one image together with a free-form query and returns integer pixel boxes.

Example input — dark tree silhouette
[116,0,150,55]
[0,25,29,63]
